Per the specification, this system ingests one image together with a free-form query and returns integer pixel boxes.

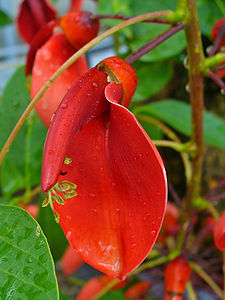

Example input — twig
[126,23,185,64]
[93,13,170,24]
[168,182,182,206]
[190,261,223,298]
[208,70,225,92]
[186,281,198,300]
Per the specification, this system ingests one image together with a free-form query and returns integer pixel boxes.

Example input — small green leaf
[0,204,59,299]
[134,99,225,150]
[133,62,173,101]
[0,66,47,197]
[38,203,68,261]
[0,10,11,27]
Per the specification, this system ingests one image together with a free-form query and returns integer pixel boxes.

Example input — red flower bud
[214,212,225,251]
[41,56,167,279]
[164,256,191,300]
[125,280,150,299]
[17,0,57,44]
[60,11,100,50]
[61,245,83,275]
[76,275,125,300]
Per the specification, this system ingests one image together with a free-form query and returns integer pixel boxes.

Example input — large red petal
[41,66,109,192]
[31,33,88,128]
[54,102,167,279]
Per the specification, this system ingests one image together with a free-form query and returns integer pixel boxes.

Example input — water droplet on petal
[90,193,95,199]
[61,103,68,109]
[48,150,54,155]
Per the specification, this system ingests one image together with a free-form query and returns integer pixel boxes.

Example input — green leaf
[101,290,124,300]
[197,0,223,38]
[133,62,173,101]
[0,10,11,27]
[0,204,59,299]
[0,66,47,197]
[38,204,68,262]
[59,291,71,300]
[134,99,225,150]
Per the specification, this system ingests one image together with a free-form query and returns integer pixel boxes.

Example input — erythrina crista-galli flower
[164,256,191,300]
[41,56,167,279]
[17,0,57,44]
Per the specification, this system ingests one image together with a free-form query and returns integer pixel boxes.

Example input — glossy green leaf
[133,62,173,101]
[0,204,59,299]
[0,66,47,197]
[134,99,225,150]
[197,0,223,38]
[38,203,68,262]
[0,10,11,27]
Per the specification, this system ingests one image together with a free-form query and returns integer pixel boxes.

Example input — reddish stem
[208,26,225,57]
[208,70,225,92]
[93,13,170,24]
[126,23,185,64]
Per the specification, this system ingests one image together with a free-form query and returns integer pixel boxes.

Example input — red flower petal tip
[164,256,191,300]
[214,212,225,251]
[17,0,57,44]
[60,11,99,50]
[41,56,167,279]
[31,32,88,128]
[99,56,138,107]
[211,18,225,47]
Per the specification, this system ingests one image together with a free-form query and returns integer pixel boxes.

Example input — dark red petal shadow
[17,0,57,44]
[53,101,167,279]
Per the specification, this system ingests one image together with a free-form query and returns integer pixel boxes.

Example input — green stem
[136,114,192,184]
[203,52,225,72]
[190,261,223,298]
[0,10,176,166]
[186,281,197,300]
[183,0,205,210]
[68,276,86,286]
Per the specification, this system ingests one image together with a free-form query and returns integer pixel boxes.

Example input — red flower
[125,280,150,299]
[214,212,225,251]
[61,245,83,275]
[211,18,225,48]
[164,256,191,300]
[31,32,88,127]
[41,56,167,279]
[76,275,125,300]
[17,0,57,44]
[60,11,100,50]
